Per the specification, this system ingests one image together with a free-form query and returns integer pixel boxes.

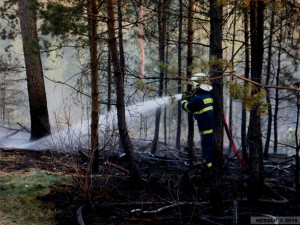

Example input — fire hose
[223,113,248,170]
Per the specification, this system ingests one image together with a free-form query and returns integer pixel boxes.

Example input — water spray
[0,95,182,151]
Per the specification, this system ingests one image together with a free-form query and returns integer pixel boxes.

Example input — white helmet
[190,73,212,91]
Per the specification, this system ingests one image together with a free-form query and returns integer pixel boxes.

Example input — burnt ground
[0,145,299,225]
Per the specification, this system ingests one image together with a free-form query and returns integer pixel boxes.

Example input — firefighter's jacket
[181,89,213,166]
[181,89,213,135]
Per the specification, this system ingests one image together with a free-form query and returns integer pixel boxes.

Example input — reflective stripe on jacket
[181,89,213,135]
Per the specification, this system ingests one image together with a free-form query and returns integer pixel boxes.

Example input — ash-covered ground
[0,138,299,225]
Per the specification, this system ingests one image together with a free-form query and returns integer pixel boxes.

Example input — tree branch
[232,72,300,92]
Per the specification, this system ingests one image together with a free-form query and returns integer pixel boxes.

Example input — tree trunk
[1,74,6,125]
[264,10,275,158]
[175,0,183,150]
[118,0,125,77]
[87,0,100,173]
[107,50,112,112]
[295,83,300,191]
[228,3,237,155]
[117,0,126,151]
[139,0,146,139]
[164,40,169,145]
[209,0,224,213]
[186,0,195,162]
[107,0,139,180]
[248,0,265,201]
[274,19,283,154]
[151,0,166,154]
[139,0,145,80]
[18,0,51,140]
[242,6,250,164]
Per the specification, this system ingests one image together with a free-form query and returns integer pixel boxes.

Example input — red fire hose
[223,113,248,170]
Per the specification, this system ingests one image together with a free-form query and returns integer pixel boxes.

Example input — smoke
[0,95,182,152]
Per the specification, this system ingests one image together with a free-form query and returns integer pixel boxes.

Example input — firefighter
[181,73,213,168]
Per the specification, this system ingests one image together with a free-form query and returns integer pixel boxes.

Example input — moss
[0,170,72,225]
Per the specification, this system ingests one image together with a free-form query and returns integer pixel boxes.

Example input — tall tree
[175,0,183,150]
[107,50,112,112]
[186,0,195,162]
[139,0,145,80]
[209,0,224,213]
[273,18,283,154]
[247,0,265,200]
[87,0,100,173]
[118,0,125,77]
[18,0,51,140]
[151,0,167,154]
[138,0,147,139]
[164,37,169,145]
[263,7,275,158]
[241,5,250,164]
[295,83,300,191]
[228,2,237,153]
[106,0,140,180]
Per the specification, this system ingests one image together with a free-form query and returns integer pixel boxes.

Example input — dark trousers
[201,133,213,163]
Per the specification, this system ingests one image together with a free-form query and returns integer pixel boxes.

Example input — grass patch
[0,169,72,225]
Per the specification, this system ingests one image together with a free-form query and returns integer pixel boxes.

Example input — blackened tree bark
[18,0,51,140]
[248,0,265,201]
[164,38,169,145]
[87,0,100,173]
[264,9,275,158]
[186,0,195,161]
[209,0,224,213]
[107,0,140,180]
[107,50,112,112]
[151,0,166,154]
[175,0,183,150]
[242,5,250,164]
[139,0,145,80]
[274,19,283,154]
[295,83,300,191]
[117,0,125,151]
[228,3,237,153]
[118,0,125,77]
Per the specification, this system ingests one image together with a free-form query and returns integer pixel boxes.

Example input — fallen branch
[104,161,129,174]
[157,144,182,160]
[0,124,29,138]
[131,201,209,214]
[139,154,183,162]
[269,158,294,165]
[258,197,289,204]
[139,153,202,163]
[102,201,171,207]
[258,183,289,204]
[17,122,30,132]
[4,130,20,138]
[76,205,85,225]
[266,182,297,193]
[200,217,224,225]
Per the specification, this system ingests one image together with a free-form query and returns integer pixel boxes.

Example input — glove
[182,91,193,100]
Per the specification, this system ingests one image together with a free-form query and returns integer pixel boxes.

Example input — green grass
[0,170,72,225]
